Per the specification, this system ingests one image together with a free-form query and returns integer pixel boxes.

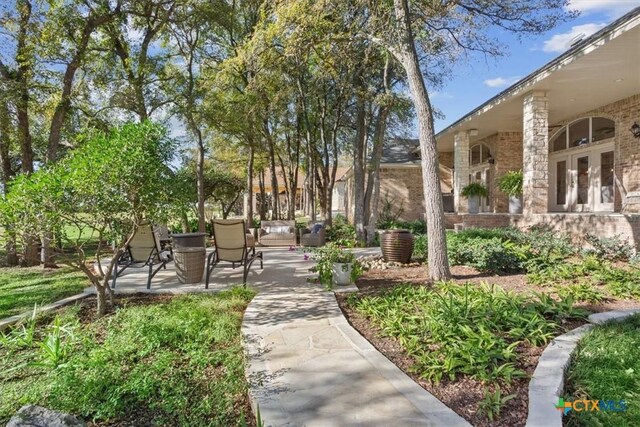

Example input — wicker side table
[174,247,206,284]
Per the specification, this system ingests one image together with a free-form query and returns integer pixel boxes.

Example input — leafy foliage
[348,282,585,384]
[478,387,516,422]
[326,215,358,248]
[497,171,523,197]
[583,233,634,261]
[0,289,256,425]
[1,122,178,313]
[412,234,427,260]
[309,243,363,289]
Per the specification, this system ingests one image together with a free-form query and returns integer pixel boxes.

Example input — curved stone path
[241,248,470,427]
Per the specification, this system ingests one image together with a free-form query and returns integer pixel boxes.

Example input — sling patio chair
[112,222,173,290]
[205,219,263,288]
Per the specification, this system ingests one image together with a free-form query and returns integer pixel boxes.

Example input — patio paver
[90,247,469,426]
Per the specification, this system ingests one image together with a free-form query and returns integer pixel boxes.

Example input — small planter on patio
[499,171,523,214]
[461,182,488,214]
[174,247,205,284]
[332,262,353,286]
[380,229,414,264]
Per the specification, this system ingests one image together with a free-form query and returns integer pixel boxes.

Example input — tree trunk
[195,127,206,233]
[365,105,389,246]
[392,0,451,281]
[0,100,18,266]
[352,91,367,245]
[246,146,254,227]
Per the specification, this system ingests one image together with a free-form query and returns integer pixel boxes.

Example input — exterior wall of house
[379,166,425,221]
[547,93,640,213]
[456,213,640,249]
[439,152,454,169]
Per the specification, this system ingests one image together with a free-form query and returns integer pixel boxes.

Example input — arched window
[469,143,492,165]
[550,117,615,153]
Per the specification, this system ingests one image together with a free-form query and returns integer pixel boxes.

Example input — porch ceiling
[436,9,640,152]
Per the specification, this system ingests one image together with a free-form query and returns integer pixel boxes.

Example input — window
[550,117,615,153]
[469,143,492,165]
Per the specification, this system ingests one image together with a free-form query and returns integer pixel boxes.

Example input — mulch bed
[336,264,640,426]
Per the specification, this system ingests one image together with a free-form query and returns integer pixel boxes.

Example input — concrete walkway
[242,248,470,427]
[95,247,469,426]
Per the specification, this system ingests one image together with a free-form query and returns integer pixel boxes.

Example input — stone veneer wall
[522,91,549,215]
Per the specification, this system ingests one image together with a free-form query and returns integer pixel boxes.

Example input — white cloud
[483,76,521,88]
[542,23,607,53]
[430,91,454,99]
[568,0,640,17]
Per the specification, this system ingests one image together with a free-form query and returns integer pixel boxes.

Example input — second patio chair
[112,222,173,289]
[205,219,263,288]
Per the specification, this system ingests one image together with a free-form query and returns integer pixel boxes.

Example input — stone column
[454,130,470,213]
[522,91,549,216]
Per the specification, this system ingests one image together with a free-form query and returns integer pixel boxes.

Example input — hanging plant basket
[380,229,414,264]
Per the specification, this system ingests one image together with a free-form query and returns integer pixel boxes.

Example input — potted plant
[309,242,362,288]
[461,182,488,214]
[498,170,523,214]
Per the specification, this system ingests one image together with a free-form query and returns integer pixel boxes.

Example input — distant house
[435,7,640,244]
[342,138,453,222]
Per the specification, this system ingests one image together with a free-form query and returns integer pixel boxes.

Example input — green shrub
[326,216,357,247]
[497,171,523,197]
[349,282,585,384]
[412,234,427,260]
[448,236,526,274]
[378,219,426,235]
[584,233,634,261]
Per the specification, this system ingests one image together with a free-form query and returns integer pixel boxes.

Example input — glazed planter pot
[332,263,353,286]
[380,229,414,264]
[508,195,523,214]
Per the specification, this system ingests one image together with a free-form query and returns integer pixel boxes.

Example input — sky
[431,0,640,133]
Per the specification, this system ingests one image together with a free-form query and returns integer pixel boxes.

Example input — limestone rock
[7,405,86,427]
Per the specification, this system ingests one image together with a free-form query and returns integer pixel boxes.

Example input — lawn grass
[565,314,640,427]
[0,267,88,319]
[0,288,256,426]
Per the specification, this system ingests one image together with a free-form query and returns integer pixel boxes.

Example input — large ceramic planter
[380,229,414,264]
[468,196,480,214]
[509,195,523,214]
[332,263,353,286]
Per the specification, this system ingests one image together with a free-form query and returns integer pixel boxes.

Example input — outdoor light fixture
[468,129,479,136]
[487,154,495,165]
[631,122,640,139]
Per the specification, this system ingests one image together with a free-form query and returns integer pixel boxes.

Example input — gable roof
[436,7,640,152]
[381,138,421,164]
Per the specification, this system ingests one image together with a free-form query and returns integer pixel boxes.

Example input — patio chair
[300,222,326,247]
[112,222,173,289]
[205,219,263,288]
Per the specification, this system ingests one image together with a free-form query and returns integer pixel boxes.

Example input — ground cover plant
[564,314,640,427]
[0,267,88,319]
[0,288,256,426]
[345,282,587,425]
[348,282,585,384]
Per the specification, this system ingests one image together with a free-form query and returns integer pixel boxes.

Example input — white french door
[549,145,614,213]
[469,167,491,212]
